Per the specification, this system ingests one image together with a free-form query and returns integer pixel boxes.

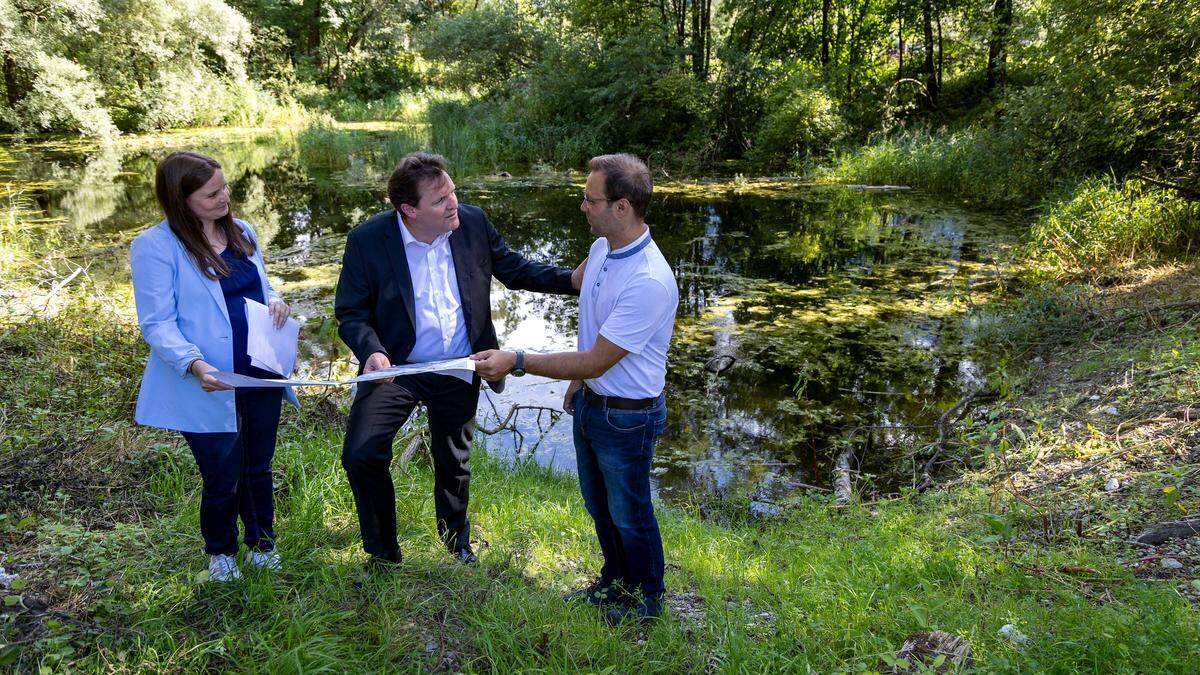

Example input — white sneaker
[246,550,281,571]
[208,554,243,582]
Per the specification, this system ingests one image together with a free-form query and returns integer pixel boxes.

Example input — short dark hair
[588,153,652,219]
[388,151,449,209]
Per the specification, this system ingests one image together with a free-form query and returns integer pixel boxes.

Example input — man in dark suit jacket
[335,152,581,567]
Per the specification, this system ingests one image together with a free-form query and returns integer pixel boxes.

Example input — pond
[0,127,1018,504]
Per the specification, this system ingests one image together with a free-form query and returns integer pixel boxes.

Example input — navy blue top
[219,248,279,378]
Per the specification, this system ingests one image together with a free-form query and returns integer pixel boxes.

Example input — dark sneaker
[454,546,478,565]
[564,578,627,607]
[605,594,664,625]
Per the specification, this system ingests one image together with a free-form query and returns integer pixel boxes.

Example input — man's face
[404,171,459,234]
[581,171,617,236]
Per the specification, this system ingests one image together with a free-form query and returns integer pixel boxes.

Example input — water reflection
[2,131,1016,502]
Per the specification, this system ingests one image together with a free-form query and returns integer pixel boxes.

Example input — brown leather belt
[582,385,658,410]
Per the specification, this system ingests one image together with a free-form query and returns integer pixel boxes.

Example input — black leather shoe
[454,546,478,565]
[364,552,402,574]
[605,594,664,625]
[564,578,627,607]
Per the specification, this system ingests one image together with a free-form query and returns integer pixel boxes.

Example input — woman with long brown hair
[130,151,298,582]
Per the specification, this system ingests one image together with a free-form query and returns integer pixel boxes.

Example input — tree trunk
[673,0,686,52]
[897,14,904,82]
[821,0,832,69]
[702,0,712,78]
[921,0,938,108]
[986,0,1013,92]
[2,53,24,108]
[936,10,943,90]
[846,0,870,96]
[304,0,322,75]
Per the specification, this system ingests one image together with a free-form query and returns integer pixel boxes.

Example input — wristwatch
[512,350,526,377]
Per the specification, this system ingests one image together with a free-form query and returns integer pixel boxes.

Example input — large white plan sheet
[213,357,477,388]
[244,297,300,377]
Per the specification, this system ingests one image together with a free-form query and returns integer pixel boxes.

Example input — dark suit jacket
[334,204,577,373]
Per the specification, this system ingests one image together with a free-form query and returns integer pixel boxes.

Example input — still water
[1,128,1016,503]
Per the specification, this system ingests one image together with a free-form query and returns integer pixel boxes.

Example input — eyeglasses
[581,194,616,207]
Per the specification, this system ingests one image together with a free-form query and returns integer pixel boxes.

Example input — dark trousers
[572,390,668,597]
[181,388,284,556]
[341,373,479,559]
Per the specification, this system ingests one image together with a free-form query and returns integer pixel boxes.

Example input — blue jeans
[572,389,667,597]
[181,389,283,556]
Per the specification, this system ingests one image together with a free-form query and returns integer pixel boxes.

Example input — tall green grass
[1028,177,1199,273]
[296,121,429,173]
[819,126,1053,208]
[325,92,438,124]
[427,99,602,175]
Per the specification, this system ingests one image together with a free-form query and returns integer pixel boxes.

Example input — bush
[747,73,845,169]
[3,55,116,138]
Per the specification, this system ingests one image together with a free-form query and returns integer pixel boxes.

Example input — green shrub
[3,55,116,138]
[747,73,845,169]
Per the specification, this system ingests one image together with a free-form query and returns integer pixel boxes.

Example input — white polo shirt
[578,227,678,399]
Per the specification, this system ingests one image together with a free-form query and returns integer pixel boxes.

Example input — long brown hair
[155,151,255,280]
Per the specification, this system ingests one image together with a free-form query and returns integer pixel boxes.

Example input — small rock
[1161,558,1184,570]
[425,643,437,653]
[1089,394,1100,401]
[1104,406,1119,415]
[0,567,18,589]
[998,624,1029,645]
[1104,478,1120,492]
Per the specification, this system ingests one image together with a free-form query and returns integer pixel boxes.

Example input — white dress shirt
[398,214,471,363]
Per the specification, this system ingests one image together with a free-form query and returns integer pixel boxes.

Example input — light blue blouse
[130,218,299,433]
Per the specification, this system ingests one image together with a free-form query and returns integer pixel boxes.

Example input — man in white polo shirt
[472,153,678,624]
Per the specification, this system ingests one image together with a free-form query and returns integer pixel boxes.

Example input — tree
[985,0,1012,92]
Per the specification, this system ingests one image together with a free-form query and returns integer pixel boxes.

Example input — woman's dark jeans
[572,390,668,598]
[181,389,283,556]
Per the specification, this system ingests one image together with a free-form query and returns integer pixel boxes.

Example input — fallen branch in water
[915,388,999,492]
[477,404,562,435]
[833,448,855,506]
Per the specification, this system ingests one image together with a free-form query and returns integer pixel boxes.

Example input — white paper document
[212,372,339,388]
[244,297,300,377]
[353,357,477,384]
[213,356,477,388]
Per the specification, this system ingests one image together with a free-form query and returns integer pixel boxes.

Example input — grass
[325,92,439,124]
[3,287,1200,672]
[1027,177,1200,274]
[295,121,429,173]
[817,126,1052,209]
